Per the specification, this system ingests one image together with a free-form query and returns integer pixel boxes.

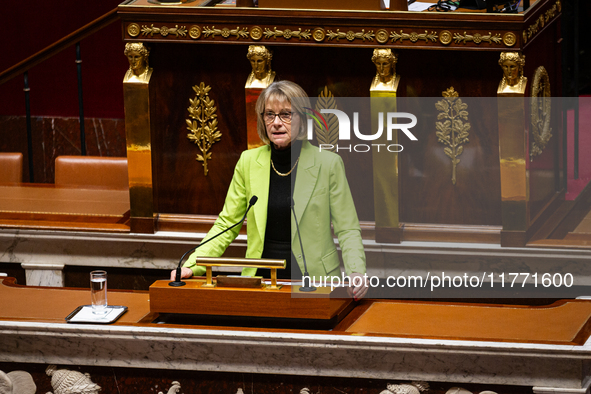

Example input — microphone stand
[169,196,258,287]
[291,197,316,292]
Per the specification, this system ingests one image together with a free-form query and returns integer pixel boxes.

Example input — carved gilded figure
[370,48,399,92]
[124,42,152,82]
[498,51,527,94]
[245,45,275,89]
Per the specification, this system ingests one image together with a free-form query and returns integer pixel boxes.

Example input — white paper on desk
[68,305,126,323]
[409,2,436,11]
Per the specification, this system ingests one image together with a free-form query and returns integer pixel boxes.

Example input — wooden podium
[149,278,354,323]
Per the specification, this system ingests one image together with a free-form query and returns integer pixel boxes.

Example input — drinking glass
[90,270,108,314]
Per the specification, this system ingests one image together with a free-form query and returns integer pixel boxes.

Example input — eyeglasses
[262,111,293,124]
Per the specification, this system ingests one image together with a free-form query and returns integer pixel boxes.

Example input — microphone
[290,197,316,292]
[169,195,258,287]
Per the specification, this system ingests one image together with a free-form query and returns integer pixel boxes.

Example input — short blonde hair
[255,81,311,145]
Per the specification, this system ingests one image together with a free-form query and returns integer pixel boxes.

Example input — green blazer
[184,140,366,280]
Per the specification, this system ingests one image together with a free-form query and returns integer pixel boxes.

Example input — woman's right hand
[169,267,194,281]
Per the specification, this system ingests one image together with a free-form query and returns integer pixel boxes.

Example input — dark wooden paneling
[524,17,564,222]
[399,49,503,226]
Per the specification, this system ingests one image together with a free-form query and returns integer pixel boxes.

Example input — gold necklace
[271,157,299,177]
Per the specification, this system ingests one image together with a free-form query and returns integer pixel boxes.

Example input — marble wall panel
[0,115,126,183]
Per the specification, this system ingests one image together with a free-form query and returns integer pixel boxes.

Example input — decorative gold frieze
[264,27,311,40]
[250,26,263,40]
[127,23,140,37]
[435,87,471,186]
[141,24,187,37]
[390,30,438,43]
[454,32,502,45]
[186,83,221,176]
[530,66,552,160]
[203,26,249,39]
[327,29,375,42]
[314,87,339,152]
[525,0,561,41]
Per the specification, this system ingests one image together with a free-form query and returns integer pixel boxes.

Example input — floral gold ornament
[439,30,452,45]
[250,26,263,40]
[314,87,340,152]
[454,32,502,45]
[376,29,389,44]
[313,28,326,42]
[503,32,517,47]
[186,83,222,176]
[530,66,552,160]
[522,30,527,44]
[189,25,201,39]
[326,29,375,42]
[525,1,561,42]
[390,30,438,43]
[141,24,187,38]
[127,23,140,37]
[264,27,311,40]
[203,26,249,39]
[435,87,471,186]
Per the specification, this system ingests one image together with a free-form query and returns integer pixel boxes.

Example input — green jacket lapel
[251,146,271,248]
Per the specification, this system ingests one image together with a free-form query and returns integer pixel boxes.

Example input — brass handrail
[0,8,119,86]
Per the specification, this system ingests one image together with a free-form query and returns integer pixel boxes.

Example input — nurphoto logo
[304,107,418,152]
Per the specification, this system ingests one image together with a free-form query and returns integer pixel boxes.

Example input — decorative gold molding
[186,83,222,176]
[141,24,187,37]
[525,0,561,42]
[129,22,528,49]
[390,30,438,43]
[454,32,502,45]
[314,87,339,152]
[203,26,249,39]
[264,27,311,40]
[530,66,552,161]
[435,87,471,186]
[327,29,375,42]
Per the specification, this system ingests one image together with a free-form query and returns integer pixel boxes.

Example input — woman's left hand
[347,272,369,300]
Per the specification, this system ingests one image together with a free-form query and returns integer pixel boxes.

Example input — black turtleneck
[260,139,303,280]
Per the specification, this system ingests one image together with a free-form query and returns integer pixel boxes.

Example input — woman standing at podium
[170,81,367,299]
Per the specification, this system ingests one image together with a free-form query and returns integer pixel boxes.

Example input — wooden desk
[0,184,130,232]
[2,277,591,393]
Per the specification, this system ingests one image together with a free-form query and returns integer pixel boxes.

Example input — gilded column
[497,51,528,246]
[245,45,275,150]
[370,48,402,243]
[123,42,155,233]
